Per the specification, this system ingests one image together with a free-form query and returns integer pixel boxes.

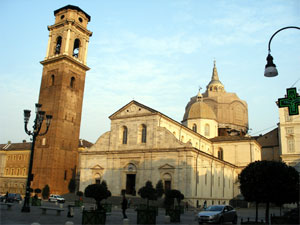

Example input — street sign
[278,87,300,115]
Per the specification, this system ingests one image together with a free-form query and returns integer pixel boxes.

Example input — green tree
[68,178,76,193]
[155,180,164,199]
[34,188,41,198]
[165,189,184,207]
[138,181,157,208]
[164,190,175,209]
[42,185,50,200]
[84,181,111,210]
[239,160,299,224]
[76,191,83,200]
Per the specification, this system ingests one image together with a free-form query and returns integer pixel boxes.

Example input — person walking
[203,200,207,209]
[121,195,128,219]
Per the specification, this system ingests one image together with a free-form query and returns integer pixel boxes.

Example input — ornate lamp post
[264,26,300,77]
[21,103,52,212]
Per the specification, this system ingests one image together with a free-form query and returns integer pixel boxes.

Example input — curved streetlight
[264,26,300,77]
[21,103,52,213]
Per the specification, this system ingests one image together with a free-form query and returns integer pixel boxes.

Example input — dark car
[6,193,22,203]
[198,205,237,224]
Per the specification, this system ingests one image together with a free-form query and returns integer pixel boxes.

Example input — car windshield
[205,205,224,211]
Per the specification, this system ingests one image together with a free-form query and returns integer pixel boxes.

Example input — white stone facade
[79,101,261,206]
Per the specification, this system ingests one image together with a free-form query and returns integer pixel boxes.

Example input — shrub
[84,181,111,210]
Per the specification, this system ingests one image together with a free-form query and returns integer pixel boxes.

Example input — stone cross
[278,87,300,115]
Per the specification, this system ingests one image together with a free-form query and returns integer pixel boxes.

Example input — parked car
[6,193,22,203]
[48,194,65,203]
[198,205,237,224]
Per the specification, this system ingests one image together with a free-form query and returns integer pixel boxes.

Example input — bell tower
[32,5,92,194]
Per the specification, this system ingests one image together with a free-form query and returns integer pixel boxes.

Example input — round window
[61,15,65,19]
[78,17,83,23]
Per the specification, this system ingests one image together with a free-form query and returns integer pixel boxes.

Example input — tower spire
[206,60,225,93]
[212,59,220,81]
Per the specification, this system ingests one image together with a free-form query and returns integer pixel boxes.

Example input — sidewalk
[0,201,282,225]
[0,201,198,225]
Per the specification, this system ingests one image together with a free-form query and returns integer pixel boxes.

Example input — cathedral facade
[79,63,262,206]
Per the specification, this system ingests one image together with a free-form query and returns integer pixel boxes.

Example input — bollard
[81,205,85,212]
[60,203,63,208]
[55,201,58,206]
[123,218,129,225]
[65,222,74,225]
[67,205,74,217]
[31,223,41,225]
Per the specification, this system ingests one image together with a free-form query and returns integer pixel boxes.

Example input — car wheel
[219,217,224,224]
[232,216,237,224]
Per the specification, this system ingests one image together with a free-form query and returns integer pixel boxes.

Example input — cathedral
[2,5,298,204]
[79,62,262,207]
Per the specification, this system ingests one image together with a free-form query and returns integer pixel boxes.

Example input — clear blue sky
[0,0,299,143]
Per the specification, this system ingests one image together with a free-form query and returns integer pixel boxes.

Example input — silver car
[198,205,237,224]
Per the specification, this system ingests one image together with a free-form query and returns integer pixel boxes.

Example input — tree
[138,181,157,208]
[165,189,184,207]
[76,191,83,200]
[171,190,184,206]
[84,181,111,210]
[34,188,41,198]
[68,178,76,193]
[239,160,299,224]
[42,185,50,200]
[155,180,164,199]
[164,190,175,209]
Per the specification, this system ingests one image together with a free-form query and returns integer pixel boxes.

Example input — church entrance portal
[164,180,171,191]
[126,174,136,195]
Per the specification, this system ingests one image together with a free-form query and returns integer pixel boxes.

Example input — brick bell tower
[32,5,92,194]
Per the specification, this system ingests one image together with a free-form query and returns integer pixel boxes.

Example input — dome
[183,101,217,122]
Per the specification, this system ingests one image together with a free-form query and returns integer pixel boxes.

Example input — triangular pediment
[109,100,158,120]
[91,165,104,170]
[159,163,175,170]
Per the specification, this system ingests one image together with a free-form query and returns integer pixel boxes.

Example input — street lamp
[264,26,300,77]
[21,103,52,213]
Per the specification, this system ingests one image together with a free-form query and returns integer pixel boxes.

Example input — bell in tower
[32,5,92,194]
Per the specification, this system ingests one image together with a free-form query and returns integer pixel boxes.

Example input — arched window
[205,124,210,136]
[70,77,75,88]
[218,148,223,160]
[73,39,80,58]
[55,36,62,54]
[51,75,55,86]
[192,124,197,132]
[141,124,147,143]
[94,173,101,184]
[122,126,128,144]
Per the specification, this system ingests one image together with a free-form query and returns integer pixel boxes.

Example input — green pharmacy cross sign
[278,88,300,116]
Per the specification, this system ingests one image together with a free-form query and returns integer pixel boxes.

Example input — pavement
[0,200,282,225]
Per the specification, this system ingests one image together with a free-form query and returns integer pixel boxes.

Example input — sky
[0,0,300,144]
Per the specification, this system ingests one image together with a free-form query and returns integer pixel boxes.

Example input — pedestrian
[203,200,207,209]
[4,192,8,203]
[185,201,188,211]
[121,195,128,219]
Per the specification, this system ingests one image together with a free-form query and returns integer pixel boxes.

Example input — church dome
[183,100,216,122]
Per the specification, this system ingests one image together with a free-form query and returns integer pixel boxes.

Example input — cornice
[41,54,90,71]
